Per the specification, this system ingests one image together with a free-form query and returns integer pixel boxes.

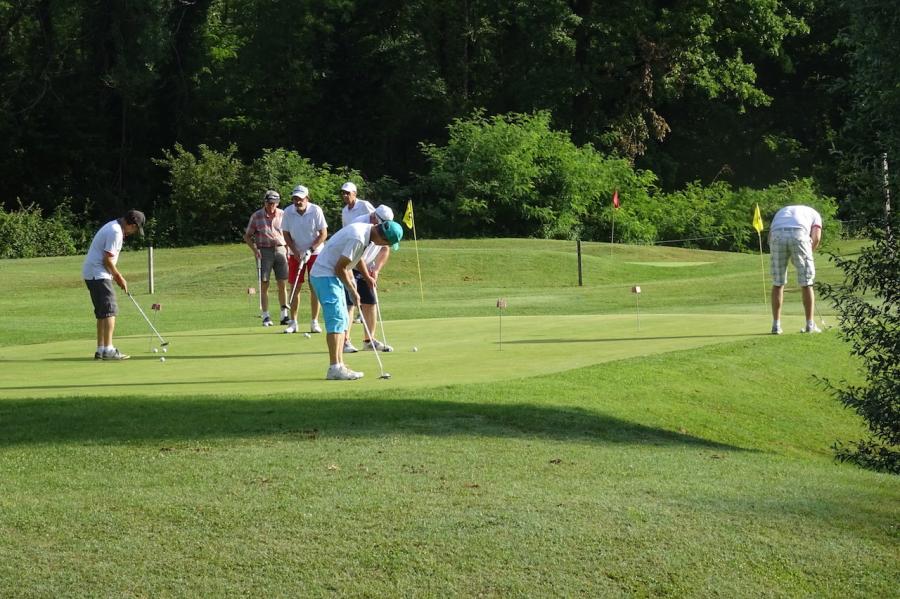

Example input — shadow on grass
[0,394,744,452]
[500,332,767,345]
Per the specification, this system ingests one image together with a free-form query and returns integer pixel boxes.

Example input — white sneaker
[363,339,393,352]
[343,341,359,353]
[801,324,822,334]
[310,320,322,334]
[353,314,362,324]
[771,326,783,335]
[326,364,364,380]
[283,321,297,334]
[262,315,273,327]
[102,348,130,360]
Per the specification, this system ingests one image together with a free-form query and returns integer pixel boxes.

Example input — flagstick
[757,231,767,306]
[412,221,425,302]
[610,209,615,257]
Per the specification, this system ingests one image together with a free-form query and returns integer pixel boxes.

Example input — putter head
[160,341,170,347]
[379,373,392,380]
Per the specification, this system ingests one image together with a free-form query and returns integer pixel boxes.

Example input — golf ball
[152,348,158,353]
[304,332,311,338]
[162,348,168,353]
[160,357,166,362]
[412,346,418,352]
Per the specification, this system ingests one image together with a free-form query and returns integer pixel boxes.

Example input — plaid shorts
[769,228,816,287]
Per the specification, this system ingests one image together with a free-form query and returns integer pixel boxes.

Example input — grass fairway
[0,239,897,597]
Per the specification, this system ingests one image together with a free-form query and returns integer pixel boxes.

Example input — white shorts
[769,228,815,287]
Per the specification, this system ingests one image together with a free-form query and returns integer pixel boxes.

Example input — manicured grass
[0,239,896,597]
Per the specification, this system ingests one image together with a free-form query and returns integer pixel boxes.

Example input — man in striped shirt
[243,190,289,326]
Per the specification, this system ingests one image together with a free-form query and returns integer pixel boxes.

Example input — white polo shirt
[341,199,374,228]
[281,202,328,255]
[81,220,123,280]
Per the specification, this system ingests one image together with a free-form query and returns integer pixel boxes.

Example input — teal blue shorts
[310,276,349,334]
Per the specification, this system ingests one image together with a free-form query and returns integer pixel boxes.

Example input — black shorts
[85,278,118,319]
[345,270,377,306]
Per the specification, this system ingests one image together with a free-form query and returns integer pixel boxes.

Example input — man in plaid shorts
[768,204,823,335]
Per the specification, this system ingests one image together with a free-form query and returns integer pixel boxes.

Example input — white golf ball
[162,348,168,353]
[304,332,311,338]
[412,346,418,352]
[160,357,166,362]
[152,348,158,353]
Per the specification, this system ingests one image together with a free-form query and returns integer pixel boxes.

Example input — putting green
[626,261,713,267]
[0,313,773,398]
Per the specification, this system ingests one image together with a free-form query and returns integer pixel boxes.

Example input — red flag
[613,189,620,209]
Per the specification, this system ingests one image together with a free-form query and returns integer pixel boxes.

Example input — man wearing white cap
[344,204,395,352]
[340,181,374,227]
[280,185,328,334]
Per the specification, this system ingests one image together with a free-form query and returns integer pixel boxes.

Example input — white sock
[262,311,270,318]
[807,320,815,329]
[773,320,781,329]
[97,345,107,354]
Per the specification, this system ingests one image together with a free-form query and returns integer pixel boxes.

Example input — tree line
[0,0,897,234]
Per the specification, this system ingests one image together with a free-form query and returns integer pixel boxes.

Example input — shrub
[818,218,899,474]
[415,110,650,240]
[153,144,251,246]
[0,203,77,259]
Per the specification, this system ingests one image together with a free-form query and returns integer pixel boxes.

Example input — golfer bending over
[769,204,823,335]
[82,209,145,360]
[309,220,403,380]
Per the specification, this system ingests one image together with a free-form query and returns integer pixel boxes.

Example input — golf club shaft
[256,256,263,311]
[372,286,389,347]
[356,305,386,376]
[287,252,310,309]
[127,292,169,346]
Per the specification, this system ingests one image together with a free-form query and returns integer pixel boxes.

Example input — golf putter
[287,250,312,307]
[127,292,169,347]
[357,307,390,379]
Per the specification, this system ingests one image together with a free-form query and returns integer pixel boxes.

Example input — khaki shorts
[769,228,815,287]
[259,246,288,282]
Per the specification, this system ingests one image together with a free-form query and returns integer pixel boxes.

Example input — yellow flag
[403,200,414,229]
[752,203,764,234]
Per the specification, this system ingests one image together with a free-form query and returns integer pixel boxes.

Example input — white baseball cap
[291,185,309,199]
[341,182,357,193]
[374,205,393,223]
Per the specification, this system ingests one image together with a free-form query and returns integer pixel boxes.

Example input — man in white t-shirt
[309,220,403,380]
[344,204,395,353]
[768,205,823,334]
[281,185,328,334]
[81,210,146,360]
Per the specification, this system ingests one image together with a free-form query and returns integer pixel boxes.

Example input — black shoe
[280,315,291,325]
[94,352,103,360]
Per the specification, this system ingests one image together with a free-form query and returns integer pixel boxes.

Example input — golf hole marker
[497,298,508,351]
[631,285,641,330]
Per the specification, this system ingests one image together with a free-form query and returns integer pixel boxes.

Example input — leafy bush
[818,219,899,474]
[416,110,649,240]
[0,203,78,258]
[155,145,361,246]
[153,144,252,246]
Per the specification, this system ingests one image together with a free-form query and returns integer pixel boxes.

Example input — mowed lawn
[0,239,897,597]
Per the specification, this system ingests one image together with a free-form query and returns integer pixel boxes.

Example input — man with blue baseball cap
[309,220,403,380]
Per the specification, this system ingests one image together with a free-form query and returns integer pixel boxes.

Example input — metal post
[148,245,155,294]
[577,240,583,286]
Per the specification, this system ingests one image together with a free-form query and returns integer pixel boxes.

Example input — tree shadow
[0,394,746,452]
[500,332,767,345]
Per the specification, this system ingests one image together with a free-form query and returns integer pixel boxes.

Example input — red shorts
[288,253,318,285]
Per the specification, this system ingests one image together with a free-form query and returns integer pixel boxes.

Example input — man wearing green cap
[309,220,403,380]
